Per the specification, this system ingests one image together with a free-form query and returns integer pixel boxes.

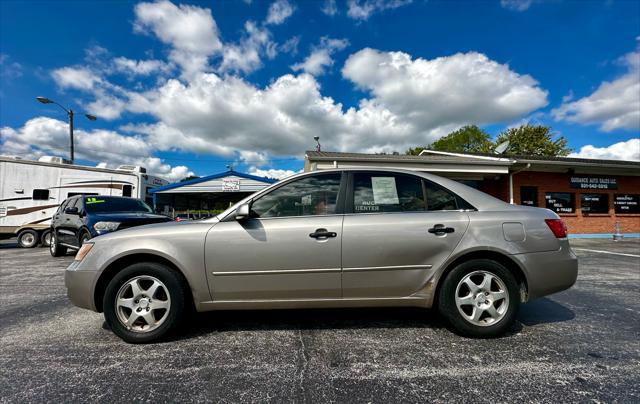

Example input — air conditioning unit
[117,165,147,173]
[38,156,72,164]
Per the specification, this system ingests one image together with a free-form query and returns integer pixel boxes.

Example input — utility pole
[68,109,74,163]
[36,97,96,164]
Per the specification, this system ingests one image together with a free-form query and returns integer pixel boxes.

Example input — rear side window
[425,182,458,211]
[32,189,49,200]
[353,173,425,213]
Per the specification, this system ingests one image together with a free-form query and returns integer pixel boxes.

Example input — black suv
[50,195,171,257]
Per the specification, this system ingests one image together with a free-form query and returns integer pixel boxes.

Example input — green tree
[428,125,493,154]
[495,125,571,156]
[406,146,426,156]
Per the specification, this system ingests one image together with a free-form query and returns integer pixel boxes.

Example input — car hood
[91,212,172,222]
[91,218,218,242]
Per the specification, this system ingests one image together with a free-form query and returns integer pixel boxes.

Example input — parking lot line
[572,248,640,258]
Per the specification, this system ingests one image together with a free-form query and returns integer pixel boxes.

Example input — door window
[353,173,425,213]
[251,173,342,218]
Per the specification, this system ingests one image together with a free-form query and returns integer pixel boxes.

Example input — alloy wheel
[115,276,171,333]
[455,270,509,327]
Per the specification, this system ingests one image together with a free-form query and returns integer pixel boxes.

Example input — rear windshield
[83,197,153,213]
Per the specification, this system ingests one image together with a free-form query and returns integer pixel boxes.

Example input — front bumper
[65,261,99,312]
[513,241,579,301]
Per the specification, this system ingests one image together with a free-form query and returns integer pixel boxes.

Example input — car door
[56,197,80,245]
[341,171,470,298]
[205,172,345,301]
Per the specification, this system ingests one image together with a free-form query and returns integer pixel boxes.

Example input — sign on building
[570,176,617,190]
[222,178,241,191]
[614,194,639,214]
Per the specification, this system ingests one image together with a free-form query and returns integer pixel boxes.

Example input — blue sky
[1,0,639,180]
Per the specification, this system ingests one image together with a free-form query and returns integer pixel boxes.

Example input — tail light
[545,219,568,238]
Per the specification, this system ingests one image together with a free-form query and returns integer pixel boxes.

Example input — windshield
[83,196,153,214]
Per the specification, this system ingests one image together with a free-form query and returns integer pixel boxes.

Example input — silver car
[65,169,578,343]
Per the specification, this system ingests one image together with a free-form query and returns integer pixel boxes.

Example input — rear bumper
[65,261,99,312]
[512,241,578,301]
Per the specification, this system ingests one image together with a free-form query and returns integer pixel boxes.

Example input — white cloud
[113,57,172,76]
[552,50,640,131]
[134,0,222,78]
[280,36,301,55]
[570,138,640,161]
[0,54,23,79]
[291,37,349,76]
[51,66,101,90]
[266,0,295,25]
[321,0,338,16]
[342,48,548,130]
[347,0,412,20]
[219,21,276,74]
[248,167,300,179]
[500,0,534,12]
[0,117,192,180]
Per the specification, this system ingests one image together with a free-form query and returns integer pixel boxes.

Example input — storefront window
[614,194,640,214]
[581,194,609,214]
[545,192,575,214]
[520,186,538,207]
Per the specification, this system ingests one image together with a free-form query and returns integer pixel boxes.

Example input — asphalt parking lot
[1,239,639,403]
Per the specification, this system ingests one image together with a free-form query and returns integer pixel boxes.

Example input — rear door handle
[309,228,337,239]
[428,224,455,235]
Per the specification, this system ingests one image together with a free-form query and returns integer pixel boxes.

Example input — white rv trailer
[0,156,168,247]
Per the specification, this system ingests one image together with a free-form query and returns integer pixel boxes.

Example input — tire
[78,230,91,245]
[49,231,67,257]
[17,229,39,248]
[103,262,187,343]
[40,230,52,247]
[437,259,519,338]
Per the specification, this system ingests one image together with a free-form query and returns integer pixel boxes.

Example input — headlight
[93,221,120,232]
[75,242,94,261]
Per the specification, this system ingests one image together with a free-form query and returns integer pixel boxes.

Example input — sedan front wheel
[103,262,187,343]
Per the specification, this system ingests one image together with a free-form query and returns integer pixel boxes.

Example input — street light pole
[36,97,97,165]
[68,109,74,163]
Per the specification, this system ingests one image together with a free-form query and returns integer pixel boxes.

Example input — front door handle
[428,224,455,235]
[309,228,337,239]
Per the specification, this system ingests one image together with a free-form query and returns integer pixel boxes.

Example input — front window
[83,196,153,214]
[250,173,342,218]
[545,192,575,214]
[581,194,608,214]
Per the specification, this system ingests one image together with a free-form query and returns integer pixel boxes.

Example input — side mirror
[234,203,251,221]
[65,206,79,215]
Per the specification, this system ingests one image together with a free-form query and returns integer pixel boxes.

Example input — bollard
[613,221,623,241]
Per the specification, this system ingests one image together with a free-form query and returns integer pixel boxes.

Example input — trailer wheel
[40,230,52,247]
[17,229,39,248]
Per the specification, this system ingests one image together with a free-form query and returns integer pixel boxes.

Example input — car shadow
[517,297,575,326]
[174,307,447,341]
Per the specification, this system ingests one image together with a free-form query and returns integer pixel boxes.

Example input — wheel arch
[433,250,529,306]
[94,253,194,313]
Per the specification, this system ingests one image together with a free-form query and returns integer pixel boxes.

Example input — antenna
[313,136,321,152]
[494,140,510,155]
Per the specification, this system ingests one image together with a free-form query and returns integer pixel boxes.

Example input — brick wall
[481,171,640,234]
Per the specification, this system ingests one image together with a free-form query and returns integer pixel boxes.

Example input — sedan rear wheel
[103,262,187,343]
[438,259,519,338]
